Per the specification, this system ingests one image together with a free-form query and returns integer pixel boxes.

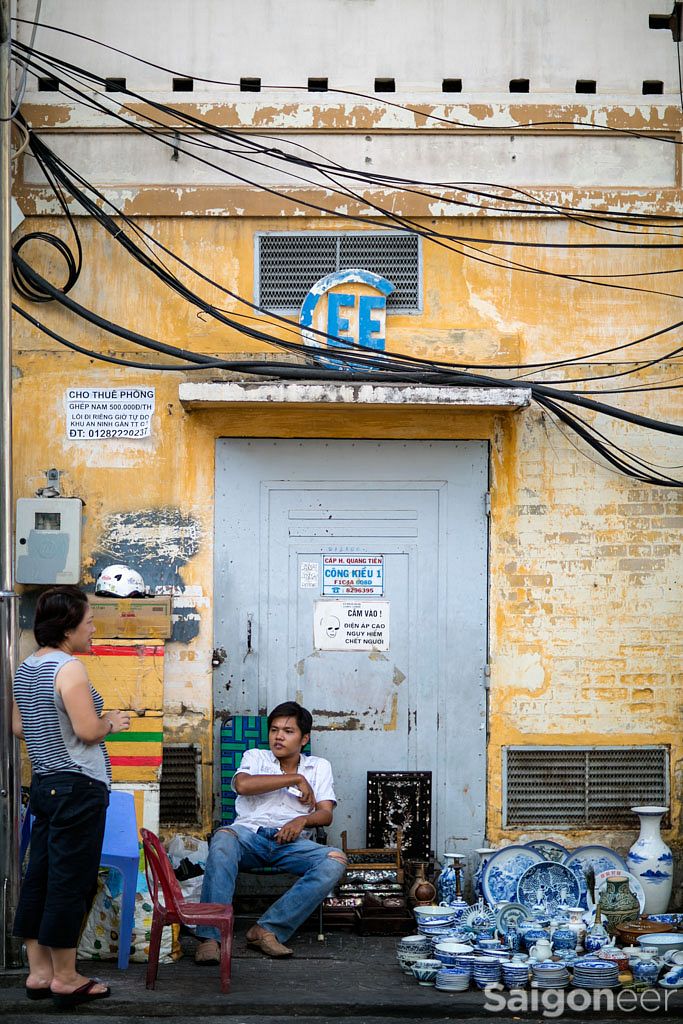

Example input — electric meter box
[16,497,83,584]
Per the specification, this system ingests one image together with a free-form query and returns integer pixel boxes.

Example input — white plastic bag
[166,834,209,869]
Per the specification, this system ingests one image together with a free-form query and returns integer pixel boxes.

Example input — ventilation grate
[255,232,421,312]
[504,746,669,829]
[160,744,200,825]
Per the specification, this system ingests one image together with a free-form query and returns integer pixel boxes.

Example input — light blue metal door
[214,439,488,855]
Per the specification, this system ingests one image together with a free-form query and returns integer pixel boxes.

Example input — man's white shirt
[231,748,337,838]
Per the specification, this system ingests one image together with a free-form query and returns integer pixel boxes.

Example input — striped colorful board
[78,641,164,783]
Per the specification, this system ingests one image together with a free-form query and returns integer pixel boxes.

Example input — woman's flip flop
[51,978,111,1009]
[25,985,52,1000]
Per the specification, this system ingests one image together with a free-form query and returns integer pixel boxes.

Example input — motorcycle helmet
[95,564,146,598]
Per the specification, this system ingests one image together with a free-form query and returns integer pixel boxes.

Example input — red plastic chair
[140,828,234,993]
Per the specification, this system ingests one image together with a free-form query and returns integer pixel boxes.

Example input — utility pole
[0,0,21,971]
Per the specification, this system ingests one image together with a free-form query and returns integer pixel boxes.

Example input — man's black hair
[267,701,312,737]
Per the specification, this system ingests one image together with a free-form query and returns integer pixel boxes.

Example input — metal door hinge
[484,663,491,689]
[484,491,491,516]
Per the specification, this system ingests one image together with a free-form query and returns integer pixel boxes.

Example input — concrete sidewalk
[1,928,683,1019]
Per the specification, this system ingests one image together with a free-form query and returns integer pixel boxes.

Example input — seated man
[195,701,347,960]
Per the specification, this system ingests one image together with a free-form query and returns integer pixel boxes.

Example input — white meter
[16,498,83,584]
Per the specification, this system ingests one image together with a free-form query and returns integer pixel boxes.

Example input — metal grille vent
[504,746,669,829]
[255,232,421,312]
[160,744,200,825]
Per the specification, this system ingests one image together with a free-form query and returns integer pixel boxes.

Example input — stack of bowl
[435,966,471,992]
[531,962,570,990]
[413,905,460,944]
[410,958,443,986]
[396,934,431,974]
[501,961,530,990]
[471,956,502,990]
[433,940,473,966]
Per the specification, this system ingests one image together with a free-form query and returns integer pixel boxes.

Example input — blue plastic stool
[101,790,139,969]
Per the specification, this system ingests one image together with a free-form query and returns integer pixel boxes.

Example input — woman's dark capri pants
[13,771,109,948]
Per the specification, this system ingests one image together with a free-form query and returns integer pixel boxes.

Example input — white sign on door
[322,554,384,596]
[300,562,320,588]
[314,599,390,651]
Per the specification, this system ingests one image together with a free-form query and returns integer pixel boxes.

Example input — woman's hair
[267,700,313,737]
[33,586,89,648]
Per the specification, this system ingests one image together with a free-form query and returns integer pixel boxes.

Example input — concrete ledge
[179,381,532,411]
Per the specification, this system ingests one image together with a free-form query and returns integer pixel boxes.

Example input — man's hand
[275,816,309,843]
[295,776,316,810]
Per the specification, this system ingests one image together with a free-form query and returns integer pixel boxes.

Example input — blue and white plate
[562,846,627,908]
[495,901,533,936]
[482,846,545,906]
[459,902,497,933]
[525,839,568,863]
[516,861,581,914]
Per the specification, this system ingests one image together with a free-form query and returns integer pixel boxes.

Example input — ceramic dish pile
[410,958,442,986]
[413,905,461,940]
[429,928,474,951]
[396,934,432,973]
[572,957,620,990]
[471,957,502,990]
[501,961,530,990]
[637,933,683,955]
[433,940,473,966]
[435,966,472,992]
[531,962,570,990]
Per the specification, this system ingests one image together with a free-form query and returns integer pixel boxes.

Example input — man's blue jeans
[196,824,347,943]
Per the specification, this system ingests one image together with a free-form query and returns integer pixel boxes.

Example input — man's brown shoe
[195,939,220,965]
[246,931,293,958]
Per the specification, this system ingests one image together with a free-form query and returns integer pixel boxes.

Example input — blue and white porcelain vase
[437,853,459,905]
[626,805,673,915]
[473,847,496,899]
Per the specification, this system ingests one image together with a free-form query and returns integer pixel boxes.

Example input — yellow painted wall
[11,211,683,852]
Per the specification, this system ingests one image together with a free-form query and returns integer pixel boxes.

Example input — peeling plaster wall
[10,0,683,846]
[11,213,683,842]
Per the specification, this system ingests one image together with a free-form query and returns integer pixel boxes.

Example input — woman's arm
[12,700,24,739]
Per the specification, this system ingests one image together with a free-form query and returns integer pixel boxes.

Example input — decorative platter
[495,901,533,935]
[525,839,568,863]
[459,901,497,933]
[481,845,545,906]
[516,861,582,914]
[562,845,628,908]
[593,868,646,914]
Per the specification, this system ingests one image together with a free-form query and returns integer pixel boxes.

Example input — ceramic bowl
[436,969,471,991]
[637,933,683,955]
[664,950,683,966]
[397,950,428,974]
[411,958,443,986]
[414,905,457,924]
[398,935,431,956]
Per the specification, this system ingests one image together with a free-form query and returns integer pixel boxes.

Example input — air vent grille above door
[255,232,421,312]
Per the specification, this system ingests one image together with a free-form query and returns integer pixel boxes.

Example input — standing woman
[11,586,130,1007]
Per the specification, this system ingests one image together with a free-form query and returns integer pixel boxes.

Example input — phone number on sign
[68,427,149,438]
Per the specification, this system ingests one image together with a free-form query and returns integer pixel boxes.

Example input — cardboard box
[90,596,172,639]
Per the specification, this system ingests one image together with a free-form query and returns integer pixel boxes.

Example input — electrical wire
[18,119,683,388]
[15,48,683,314]
[11,15,683,151]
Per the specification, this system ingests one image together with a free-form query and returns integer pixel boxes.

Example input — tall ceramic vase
[626,805,673,915]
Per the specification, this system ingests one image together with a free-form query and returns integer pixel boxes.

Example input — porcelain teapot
[530,937,553,962]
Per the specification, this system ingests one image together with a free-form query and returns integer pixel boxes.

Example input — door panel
[214,439,488,854]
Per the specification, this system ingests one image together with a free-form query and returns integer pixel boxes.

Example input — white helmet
[95,564,146,598]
